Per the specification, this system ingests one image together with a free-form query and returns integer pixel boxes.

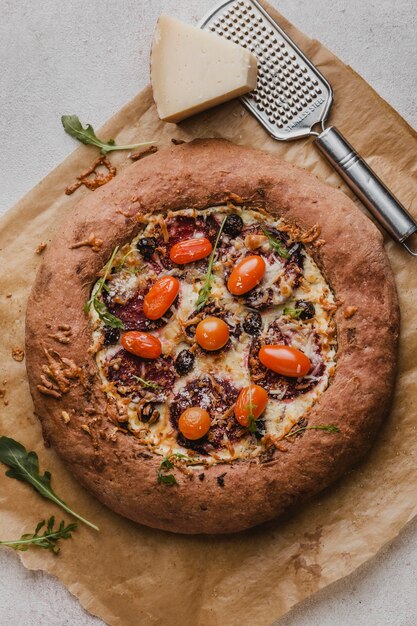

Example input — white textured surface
[0,0,416,624]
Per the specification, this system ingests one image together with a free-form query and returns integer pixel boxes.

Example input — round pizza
[25,139,399,534]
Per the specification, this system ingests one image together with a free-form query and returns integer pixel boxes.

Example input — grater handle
[314,126,417,255]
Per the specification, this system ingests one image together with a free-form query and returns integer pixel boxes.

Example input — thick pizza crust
[25,139,399,534]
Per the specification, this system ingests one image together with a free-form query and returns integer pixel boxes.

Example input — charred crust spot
[136,451,153,460]
[217,473,226,487]
[259,446,276,463]
[38,267,53,287]
[198,473,205,481]
[346,327,357,344]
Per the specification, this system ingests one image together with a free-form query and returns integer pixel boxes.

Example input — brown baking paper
[1,2,416,625]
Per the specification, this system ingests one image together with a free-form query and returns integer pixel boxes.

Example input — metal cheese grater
[200,0,417,256]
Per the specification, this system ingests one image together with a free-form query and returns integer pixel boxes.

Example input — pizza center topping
[143,275,180,320]
[258,345,312,378]
[90,206,337,464]
[195,317,230,351]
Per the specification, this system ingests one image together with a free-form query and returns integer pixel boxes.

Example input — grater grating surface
[199,0,333,140]
[200,0,417,255]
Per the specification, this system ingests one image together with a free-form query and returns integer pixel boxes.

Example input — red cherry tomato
[121,331,162,359]
[227,255,266,295]
[143,275,180,320]
[258,345,311,377]
[195,317,230,351]
[235,384,268,427]
[170,237,212,264]
[178,407,211,440]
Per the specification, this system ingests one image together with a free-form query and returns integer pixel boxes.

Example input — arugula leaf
[84,246,125,329]
[157,453,188,486]
[261,226,290,259]
[0,516,77,554]
[195,216,227,311]
[283,307,303,319]
[286,424,340,438]
[115,249,144,276]
[92,299,124,329]
[61,115,154,155]
[132,375,160,390]
[0,437,99,531]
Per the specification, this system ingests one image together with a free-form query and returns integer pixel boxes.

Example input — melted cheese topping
[90,207,337,465]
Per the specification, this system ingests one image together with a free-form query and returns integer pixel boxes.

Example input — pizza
[25,139,399,534]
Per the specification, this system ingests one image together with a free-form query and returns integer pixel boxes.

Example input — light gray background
[0,1,416,625]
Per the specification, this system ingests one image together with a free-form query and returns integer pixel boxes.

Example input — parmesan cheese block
[150,15,258,123]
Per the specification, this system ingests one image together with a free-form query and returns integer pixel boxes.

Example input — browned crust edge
[25,139,399,534]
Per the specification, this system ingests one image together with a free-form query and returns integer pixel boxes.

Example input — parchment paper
[1,3,416,625]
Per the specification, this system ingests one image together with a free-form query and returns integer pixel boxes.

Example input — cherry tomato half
[235,384,268,428]
[195,317,230,351]
[258,345,311,378]
[143,275,180,320]
[121,331,162,359]
[227,255,266,295]
[169,237,212,265]
[178,407,211,440]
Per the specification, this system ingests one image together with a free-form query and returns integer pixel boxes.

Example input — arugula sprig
[195,216,227,311]
[132,375,160,390]
[157,453,189,486]
[62,115,154,155]
[0,437,99,531]
[261,226,290,259]
[286,424,340,438]
[115,249,143,276]
[0,516,77,554]
[283,306,303,319]
[84,246,125,329]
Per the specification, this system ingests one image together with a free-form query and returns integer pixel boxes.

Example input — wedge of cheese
[150,15,257,123]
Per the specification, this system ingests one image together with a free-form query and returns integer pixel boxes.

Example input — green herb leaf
[84,246,125,329]
[93,299,125,329]
[158,473,178,486]
[283,307,303,319]
[0,437,99,531]
[286,424,340,438]
[114,249,144,276]
[132,375,160,390]
[61,115,154,155]
[195,216,227,311]
[261,226,290,259]
[157,453,189,486]
[0,516,77,554]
